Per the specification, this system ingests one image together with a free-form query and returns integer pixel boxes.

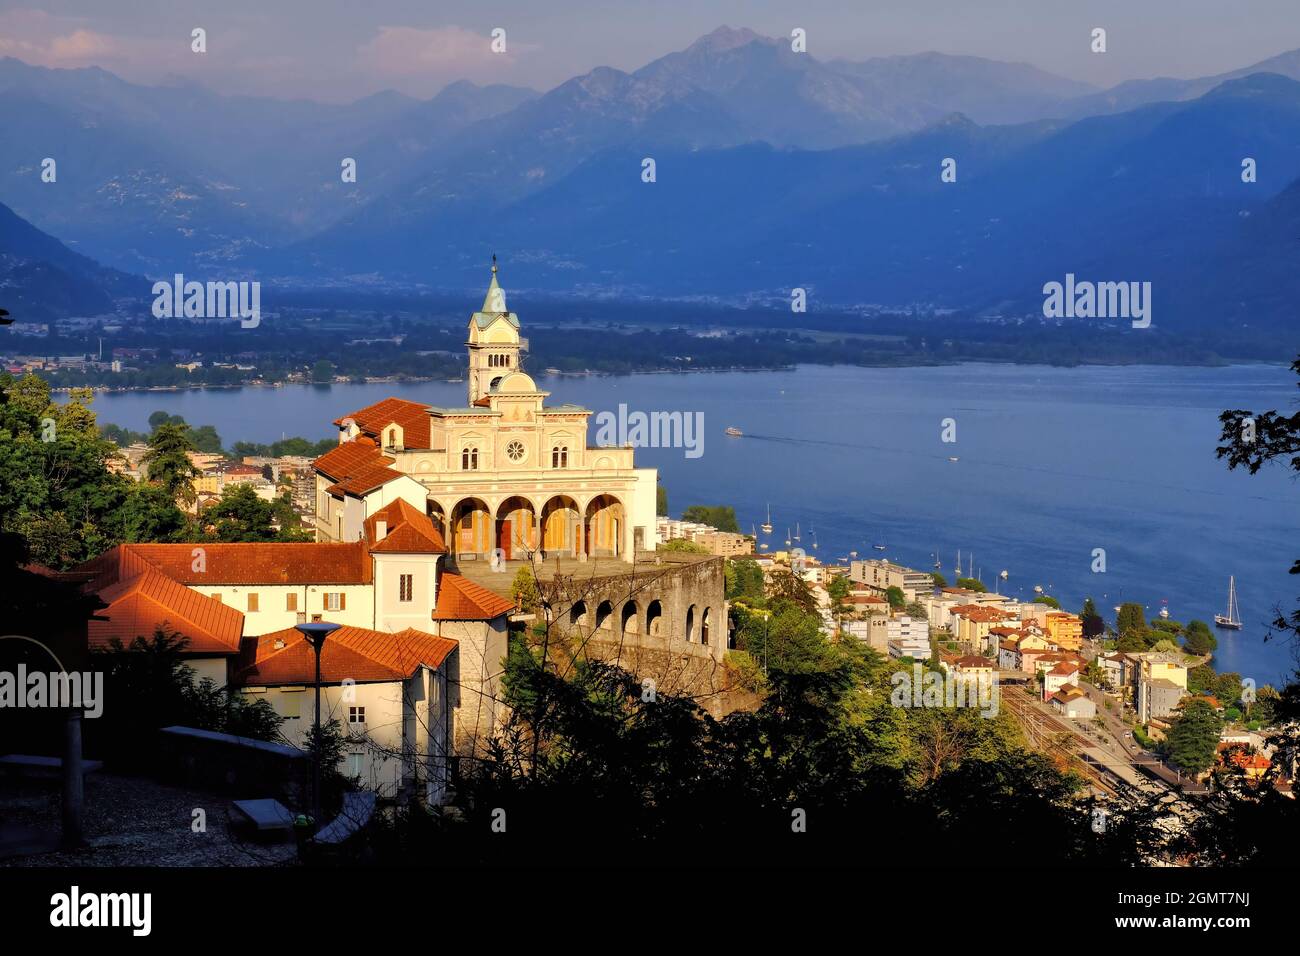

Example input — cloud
[0,9,168,69]
[355,24,536,82]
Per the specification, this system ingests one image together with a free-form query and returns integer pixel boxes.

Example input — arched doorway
[450,497,491,557]
[686,604,697,643]
[595,600,614,632]
[495,496,537,560]
[540,495,580,557]
[701,607,711,646]
[584,494,625,558]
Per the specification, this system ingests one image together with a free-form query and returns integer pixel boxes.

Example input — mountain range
[2,26,1300,339]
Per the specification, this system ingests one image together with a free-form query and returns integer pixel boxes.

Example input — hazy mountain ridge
[3,29,1300,340]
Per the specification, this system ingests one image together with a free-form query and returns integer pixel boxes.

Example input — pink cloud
[355,25,536,81]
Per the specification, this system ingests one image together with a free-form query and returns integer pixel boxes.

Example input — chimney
[375,519,387,541]
[273,638,285,650]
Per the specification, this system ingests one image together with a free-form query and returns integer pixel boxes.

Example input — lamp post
[294,621,341,832]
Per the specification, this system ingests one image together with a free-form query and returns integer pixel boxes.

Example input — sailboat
[761,503,773,536]
[1215,576,1243,629]
[810,527,819,550]
[784,527,792,547]
[954,550,961,577]
[933,549,941,569]
[794,522,801,543]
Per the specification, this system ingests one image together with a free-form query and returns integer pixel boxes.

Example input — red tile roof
[431,573,516,621]
[314,440,408,498]
[236,626,457,685]
[79,542,373,586]
[335,397,433,450]
[366,498,447,554]
[88,568,244,653]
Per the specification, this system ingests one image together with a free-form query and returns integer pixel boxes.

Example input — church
[312,261,658,561]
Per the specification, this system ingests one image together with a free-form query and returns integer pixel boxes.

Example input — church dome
[494,371,537,394]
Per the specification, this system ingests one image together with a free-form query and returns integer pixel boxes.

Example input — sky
[1,0,1299,101]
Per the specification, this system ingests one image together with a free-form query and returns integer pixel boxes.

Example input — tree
[886,585,906,609]
[510,566,540,614]
[1033,595,1060,610]
[1081,597,1105,638]
[956,577,986,593]
[190,424,223,454]
[312,360,335,384]
[931,571,947,588]
[659,537,708,554]
[726,558,765,602]
[1182,619,1217,656]
[679,505,739,533]
[199,484,307,542]
[143,422,200,506]
[0,373,165,567]
[1117,602,1147,637]
[655,483,668,516]
[1165,698,1223,776]
[767,567,818,615]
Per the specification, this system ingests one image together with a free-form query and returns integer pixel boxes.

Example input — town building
[71,497,514,789]
[313,263,656,561]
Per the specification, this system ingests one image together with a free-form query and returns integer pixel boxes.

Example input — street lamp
[294,621,341,832]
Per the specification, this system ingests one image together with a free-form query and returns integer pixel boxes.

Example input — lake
[94,363,1299,687]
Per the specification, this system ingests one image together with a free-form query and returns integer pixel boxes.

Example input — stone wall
[533,552,749,716]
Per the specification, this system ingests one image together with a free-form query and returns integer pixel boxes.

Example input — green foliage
[931,571,947,588]
[1165,698,1224,776]
[1033,595,1061,609]
[510,566,540,614]
[0,373,188,567]
[1117,602,1147,637]
[655,483,668,517]
[885,585,906,609]
[679,504,739,533]
[86,626,282,768]
[1182,619,1217,655]
[143,422,200,506]
[311,360,335,383]
[726,557,765,602]
[766,567,818,615]
[658,537,708,554]
[199,484,308,542]
[1080,597,1105,638]
[955,577,986,592]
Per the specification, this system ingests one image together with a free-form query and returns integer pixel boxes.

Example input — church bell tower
[466,256,524,405]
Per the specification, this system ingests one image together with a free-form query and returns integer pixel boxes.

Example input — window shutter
[340,593,346,611]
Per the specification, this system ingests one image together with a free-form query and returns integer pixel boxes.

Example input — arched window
[462,447,479,470]
[701,607,711,646]
[552,445,568,469]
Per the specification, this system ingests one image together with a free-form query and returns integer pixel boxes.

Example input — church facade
[313,263,657,561]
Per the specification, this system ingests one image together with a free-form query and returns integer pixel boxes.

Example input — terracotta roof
[955,656,994,668]
[325,462,408,497]
[431,573,516,621]
[1049,662,1080,675]
[335,397,433,450]
[88,567,243,653]
[236,625,457,685]
[472,395,492,408]
[79,542,372,586]
[313,440,394,482]
[365,498,447,554]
